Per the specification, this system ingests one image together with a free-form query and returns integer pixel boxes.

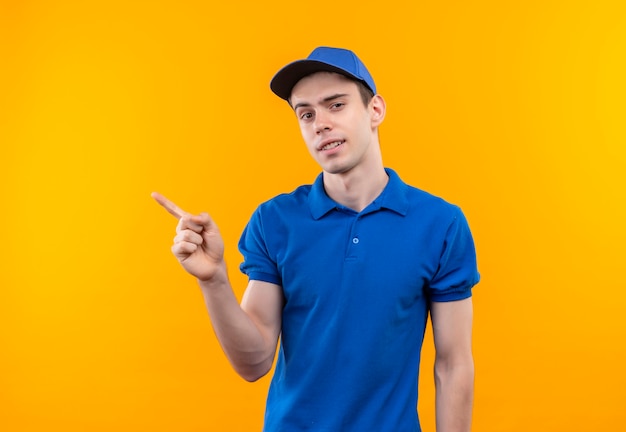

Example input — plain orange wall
[1,0,625,430]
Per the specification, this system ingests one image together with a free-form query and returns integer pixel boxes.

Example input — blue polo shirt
[239,168,479,432]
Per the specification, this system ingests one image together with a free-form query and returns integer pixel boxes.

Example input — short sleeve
[238,207,282,285]
[427,207,480,302]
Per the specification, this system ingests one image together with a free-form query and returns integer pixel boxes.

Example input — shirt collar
[308,168,410,220]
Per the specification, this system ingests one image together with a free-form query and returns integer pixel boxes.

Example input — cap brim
[270,60,360,101]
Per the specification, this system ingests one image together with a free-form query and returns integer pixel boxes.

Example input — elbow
[234,359,273,382]
[239,369,267,383]
[241,374,265,383]
[434,356,475,389]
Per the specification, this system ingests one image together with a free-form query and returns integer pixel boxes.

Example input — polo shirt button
[352,237,359,244]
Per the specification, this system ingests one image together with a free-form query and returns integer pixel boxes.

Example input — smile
[319,140,344,151]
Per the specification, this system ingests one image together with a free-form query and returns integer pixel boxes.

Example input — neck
[323,164,389,212]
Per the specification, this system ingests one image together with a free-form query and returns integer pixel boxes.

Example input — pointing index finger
[151,191,187,219]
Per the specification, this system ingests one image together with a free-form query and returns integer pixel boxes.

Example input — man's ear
[370,94,386,128]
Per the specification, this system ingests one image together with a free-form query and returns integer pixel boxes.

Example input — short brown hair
[355,80,375,106]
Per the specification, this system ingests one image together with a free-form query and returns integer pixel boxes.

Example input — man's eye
[331,103,344,109]
[300,112,313,120]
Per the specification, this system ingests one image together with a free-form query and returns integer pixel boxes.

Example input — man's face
[289,72,382,175]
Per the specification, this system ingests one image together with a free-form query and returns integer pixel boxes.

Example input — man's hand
[151,192,225,281]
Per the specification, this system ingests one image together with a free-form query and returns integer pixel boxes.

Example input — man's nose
[314,112,332,134]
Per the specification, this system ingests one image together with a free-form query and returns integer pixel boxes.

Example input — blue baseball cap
[270,46,377,101]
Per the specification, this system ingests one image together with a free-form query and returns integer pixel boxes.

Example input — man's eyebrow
[322,93,349,103]
[293,101,311,111]
[293,93,349,111]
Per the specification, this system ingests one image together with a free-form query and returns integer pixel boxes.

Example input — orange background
[1,0,625,430]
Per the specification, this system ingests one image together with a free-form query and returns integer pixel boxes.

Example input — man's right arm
[152,192,282,382]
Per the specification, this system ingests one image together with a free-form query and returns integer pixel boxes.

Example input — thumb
[192,212,219,233]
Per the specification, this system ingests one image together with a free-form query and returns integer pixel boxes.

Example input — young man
[153,47,480,431]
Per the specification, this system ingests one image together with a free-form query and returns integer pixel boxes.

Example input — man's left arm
[431,297,474,432]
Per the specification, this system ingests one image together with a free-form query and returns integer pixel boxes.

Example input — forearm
[434,359,475,432]
[151,195,277,381]
[198,267,274,381]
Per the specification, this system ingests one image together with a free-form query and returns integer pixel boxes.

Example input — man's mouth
[319,140,344,151]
